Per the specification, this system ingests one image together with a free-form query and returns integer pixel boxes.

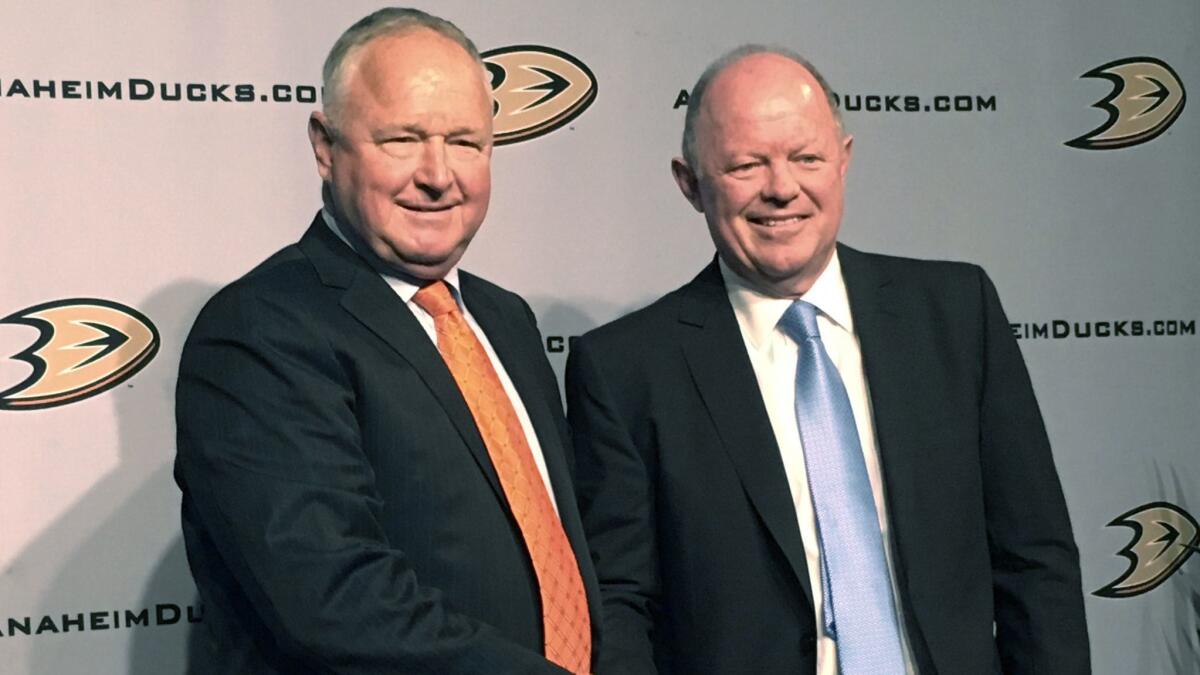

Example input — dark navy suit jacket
[567,245,1089,675]
[176,215,600,674]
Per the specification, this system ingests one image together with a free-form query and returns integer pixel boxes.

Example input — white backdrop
[2,1,1197,672]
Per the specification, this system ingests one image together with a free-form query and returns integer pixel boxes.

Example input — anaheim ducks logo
[1094,501,1199,598]
[0,299,160,410]
[1066,57,1186,150]
[482,45,597,146]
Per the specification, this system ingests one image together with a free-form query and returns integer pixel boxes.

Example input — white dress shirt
[322,210,559,512]
[720,252,915,674]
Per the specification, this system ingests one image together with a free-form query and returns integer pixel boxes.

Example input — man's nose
[414,139,453,195]
[762,163,800,204]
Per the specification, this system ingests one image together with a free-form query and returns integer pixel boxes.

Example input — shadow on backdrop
[14,281,214,674]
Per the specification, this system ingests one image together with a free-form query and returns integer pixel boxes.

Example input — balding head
[321,7,485,129]
[681,45,842,174]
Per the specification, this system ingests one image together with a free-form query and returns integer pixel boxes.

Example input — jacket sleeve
[175,287,568,674]
[566,337,660,675]
[975,268,1092,674]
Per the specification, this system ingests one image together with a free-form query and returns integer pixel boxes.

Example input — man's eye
[729,162,758,173]
[794,154,821,164]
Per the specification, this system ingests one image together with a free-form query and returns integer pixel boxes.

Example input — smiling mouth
[398,195,463,208]
[397,202,460,214]
[748,214,810,227]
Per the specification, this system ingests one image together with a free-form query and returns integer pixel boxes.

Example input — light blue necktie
[779,300,905,675]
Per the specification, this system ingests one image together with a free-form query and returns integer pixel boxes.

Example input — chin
[756,257,810,280]
[397,245,463,269]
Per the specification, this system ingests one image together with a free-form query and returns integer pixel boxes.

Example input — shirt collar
[720,249,855,350]
[321,207,464,308]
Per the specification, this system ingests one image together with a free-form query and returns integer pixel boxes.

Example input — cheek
[353,180,393,216]
[806,172,843,204]
[705,182,756,220]
[342,149,404,186]
[459,162,491,198]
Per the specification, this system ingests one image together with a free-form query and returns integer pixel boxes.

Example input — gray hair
[321,7,483,125]
[681,44,843,171]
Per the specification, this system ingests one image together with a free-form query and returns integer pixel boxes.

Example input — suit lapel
[459,274,576,511]
[297,219,506,505]
[299,216,603,628]
[839,244,928,646]
[459,279,589,537]
[678,261,815,608]
[461,274,604,625]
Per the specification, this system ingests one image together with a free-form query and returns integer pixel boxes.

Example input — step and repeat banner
[2,1,1196,672]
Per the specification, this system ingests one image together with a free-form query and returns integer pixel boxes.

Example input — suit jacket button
[801,634,816,653]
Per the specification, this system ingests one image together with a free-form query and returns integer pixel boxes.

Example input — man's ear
[839,133,854,178]
[671,157,704,213]
[308,111,335,181]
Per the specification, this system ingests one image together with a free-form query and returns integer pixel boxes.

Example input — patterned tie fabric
[778,300,905,675]
[412,281,591,674]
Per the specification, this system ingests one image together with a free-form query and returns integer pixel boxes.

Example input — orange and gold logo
[482,45,597,146]
[0,299,160,410]
[1066,57,1186,150]
[1095,501,1199,598]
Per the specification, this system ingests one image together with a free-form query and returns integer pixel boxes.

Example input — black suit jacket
[175,215,600,674]
[566,245,1089,675]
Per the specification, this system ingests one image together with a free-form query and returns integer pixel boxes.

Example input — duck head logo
[482,45,597,146]
[0,298,160,410]
[1066,57,1186,150]
[1095,501,1199,598]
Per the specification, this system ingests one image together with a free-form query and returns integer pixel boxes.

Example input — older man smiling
[567,45,1090,675]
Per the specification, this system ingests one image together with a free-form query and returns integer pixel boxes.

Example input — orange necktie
[412,281,591,674]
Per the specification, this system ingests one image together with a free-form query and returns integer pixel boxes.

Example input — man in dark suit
[175,8,597,673]
[567,46,1089,674]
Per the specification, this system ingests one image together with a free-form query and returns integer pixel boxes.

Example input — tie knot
[412,280,459,317]
[779,300,822,341]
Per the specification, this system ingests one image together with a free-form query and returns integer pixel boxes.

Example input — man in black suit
[175,8,597,673]
[567,46,1089,674]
